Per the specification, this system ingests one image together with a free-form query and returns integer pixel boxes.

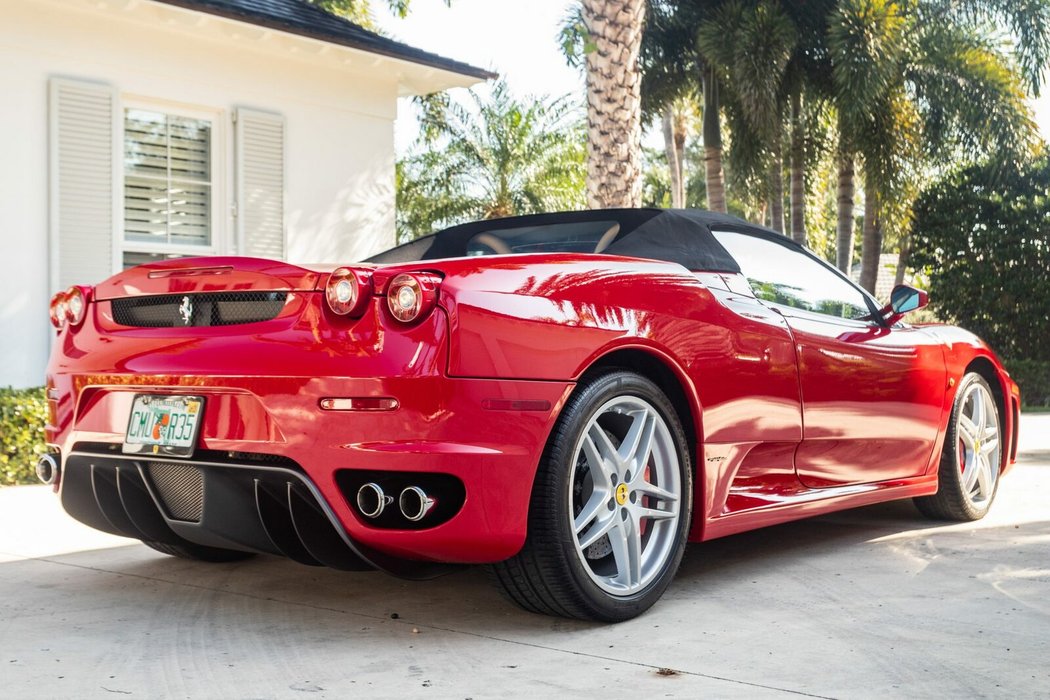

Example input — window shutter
[235,108,285,260]
[49,78,117,290]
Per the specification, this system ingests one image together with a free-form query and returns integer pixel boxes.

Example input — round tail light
[325,268,371,317]
[66,287,87,326]
[49,292,68,329]
[386,273,438,323]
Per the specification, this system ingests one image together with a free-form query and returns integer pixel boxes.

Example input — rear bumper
[60,449,456,578]
[48,374,572,565]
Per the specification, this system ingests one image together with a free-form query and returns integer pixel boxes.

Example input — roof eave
[151,0,496,86]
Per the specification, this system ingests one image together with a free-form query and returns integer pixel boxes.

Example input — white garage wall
[0,0,402,389]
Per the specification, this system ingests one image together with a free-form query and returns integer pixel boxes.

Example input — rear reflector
[319,397,399,412]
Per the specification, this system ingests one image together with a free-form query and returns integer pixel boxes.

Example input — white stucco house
[0,0,491,389]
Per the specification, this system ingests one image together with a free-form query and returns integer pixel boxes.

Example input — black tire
[141,539,256,563]
[491,370,693,622]
[914,372,1002,521]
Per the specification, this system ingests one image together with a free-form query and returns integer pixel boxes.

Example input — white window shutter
[235,108,285,260]
[49,77,117,290]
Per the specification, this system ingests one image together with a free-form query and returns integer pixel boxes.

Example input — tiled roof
[152,0,495,80]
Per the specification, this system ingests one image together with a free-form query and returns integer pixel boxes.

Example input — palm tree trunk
[702,64,727,213]
[582,0,646,209]
[894,235,910,287]
[789,91,805,245]
[662,107,684,208]
[859,182,882,295]
[836,153,855,273]
[673,109,687,206]
[769,126,785,234]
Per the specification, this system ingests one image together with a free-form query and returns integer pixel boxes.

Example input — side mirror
[883,284,929,324]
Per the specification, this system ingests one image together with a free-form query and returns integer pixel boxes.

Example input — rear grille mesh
[148,462,205,522]
[111,292,288,327]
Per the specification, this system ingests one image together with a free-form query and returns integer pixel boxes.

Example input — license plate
[123,394,205,458]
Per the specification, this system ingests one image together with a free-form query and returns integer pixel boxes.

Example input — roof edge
[150,0,497,82]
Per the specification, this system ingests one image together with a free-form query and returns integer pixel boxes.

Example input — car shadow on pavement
[1016,449,1050,466]
[676,499,937,580]
[6,496,1046,635]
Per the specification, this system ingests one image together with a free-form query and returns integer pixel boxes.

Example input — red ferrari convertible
[42,209,1020,621]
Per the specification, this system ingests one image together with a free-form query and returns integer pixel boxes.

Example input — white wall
[0,0,405,389]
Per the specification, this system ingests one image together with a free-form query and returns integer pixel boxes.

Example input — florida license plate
[123,395,205,458]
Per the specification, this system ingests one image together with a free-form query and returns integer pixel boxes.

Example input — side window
[712,230,873,320]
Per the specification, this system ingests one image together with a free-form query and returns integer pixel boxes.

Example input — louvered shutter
[49,78,117,290]
[235,108,285,260]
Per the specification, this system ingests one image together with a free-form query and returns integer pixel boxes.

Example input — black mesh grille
[148,462,205,522]
[111,292,288,327]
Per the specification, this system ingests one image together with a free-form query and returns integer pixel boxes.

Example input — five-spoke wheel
[492,370,692,622]
[570,396,681,595]
[915,372,1003,521]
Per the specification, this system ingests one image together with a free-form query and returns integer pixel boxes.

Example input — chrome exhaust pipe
[36,454,60,486]
[356,482,393,518]
[399,486,437,522]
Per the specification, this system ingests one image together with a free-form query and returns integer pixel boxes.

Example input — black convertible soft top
[367,209,799,274]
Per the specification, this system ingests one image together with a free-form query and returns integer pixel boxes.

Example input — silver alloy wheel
[956,381,1001,507]
[568,396,681,596]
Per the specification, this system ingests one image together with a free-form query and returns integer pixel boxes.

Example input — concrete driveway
[2,416,1047,699]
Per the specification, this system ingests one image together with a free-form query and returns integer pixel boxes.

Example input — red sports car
[42,209,1020,621]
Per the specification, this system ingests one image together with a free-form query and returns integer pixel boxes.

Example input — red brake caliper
[639,465,651,537]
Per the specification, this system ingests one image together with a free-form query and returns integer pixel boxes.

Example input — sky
[373,0,581,151]
[374,0,1050,153]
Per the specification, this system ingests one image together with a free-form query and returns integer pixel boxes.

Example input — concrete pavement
[1,416,1048,698]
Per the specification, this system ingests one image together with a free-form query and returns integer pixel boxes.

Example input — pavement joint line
[16,554,837,699]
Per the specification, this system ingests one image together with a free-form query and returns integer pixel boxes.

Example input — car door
[711,229,947,488]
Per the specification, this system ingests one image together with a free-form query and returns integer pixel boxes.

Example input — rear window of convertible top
[367,221,622,263]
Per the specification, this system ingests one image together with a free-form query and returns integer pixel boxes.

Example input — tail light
[49,292,67,329]
[325,268,372,317]
[66,287,87,326]
[386,273,439,324]
[49,286,90,329]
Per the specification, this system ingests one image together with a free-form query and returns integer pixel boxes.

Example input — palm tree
[701,63,728,213]
[830,0,1046,293]
[828,0,913,282]
[698,1,797,232]
[395,81,585,241]
[579,0,647,208]
[780,1,838,246]
[642,1,729,213]
[657,99,699,208]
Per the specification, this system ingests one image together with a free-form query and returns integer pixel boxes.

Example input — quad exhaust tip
[36,454,60,486]
[356,482,437,522]
[399,486,436,522]
[356,482,393,518]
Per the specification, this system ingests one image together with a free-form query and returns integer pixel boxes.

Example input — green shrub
[1007,359,1050,408]
[910,158,1050,362]
[1,386,48,486]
